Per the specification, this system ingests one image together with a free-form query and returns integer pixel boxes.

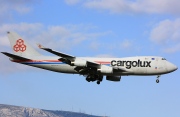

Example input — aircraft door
[153,57,167,74]
[160,58,168,73]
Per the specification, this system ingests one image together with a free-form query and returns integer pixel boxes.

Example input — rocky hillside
[0,104,106,117]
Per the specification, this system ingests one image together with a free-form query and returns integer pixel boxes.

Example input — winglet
[37,43,45,49]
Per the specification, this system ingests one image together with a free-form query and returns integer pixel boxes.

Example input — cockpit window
[162,58,166,60]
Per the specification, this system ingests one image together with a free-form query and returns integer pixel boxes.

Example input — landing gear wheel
[156,75,160,83]
[97,81,100,85]
[86,77,90,82]
[156,79,159,83]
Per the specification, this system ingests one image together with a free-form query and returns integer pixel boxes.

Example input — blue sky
[0,0,180,117]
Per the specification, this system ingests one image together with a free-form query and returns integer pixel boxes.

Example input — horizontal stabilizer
[1,52,31,61]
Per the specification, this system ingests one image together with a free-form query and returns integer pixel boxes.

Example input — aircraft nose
[167,62,178,72]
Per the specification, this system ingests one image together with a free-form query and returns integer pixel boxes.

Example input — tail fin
[7,31,41,57]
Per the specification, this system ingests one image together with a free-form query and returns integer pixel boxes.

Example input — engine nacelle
[98,65,113,74]
[106,76,121,82]
[71,58,87,67]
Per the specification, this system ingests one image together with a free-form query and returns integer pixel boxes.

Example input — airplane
[1,32,178,84]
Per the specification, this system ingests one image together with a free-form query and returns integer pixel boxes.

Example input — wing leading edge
[38,44,100,69]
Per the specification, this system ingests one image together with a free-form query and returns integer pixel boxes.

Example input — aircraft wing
[38,44,75,60]
[38,44,127,73]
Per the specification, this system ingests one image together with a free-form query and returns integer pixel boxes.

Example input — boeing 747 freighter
[1,32,178,84]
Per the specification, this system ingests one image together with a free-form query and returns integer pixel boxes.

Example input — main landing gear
[156,75,160,83]
[97,81,101,85]
[86,74,103,85]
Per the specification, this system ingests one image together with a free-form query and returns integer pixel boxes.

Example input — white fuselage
[13,56,177,76]
[3,31,178,84]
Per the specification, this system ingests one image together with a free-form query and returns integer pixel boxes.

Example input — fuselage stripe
[13,60,111,65]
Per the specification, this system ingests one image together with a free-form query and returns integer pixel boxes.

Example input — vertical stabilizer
[7,31,41,57]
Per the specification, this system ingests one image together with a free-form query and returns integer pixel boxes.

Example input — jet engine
[71,59,87,67]
[106,76,121,82]
[98,65,113,74]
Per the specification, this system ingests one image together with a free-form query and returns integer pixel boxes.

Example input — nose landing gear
[156,75,160,83]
